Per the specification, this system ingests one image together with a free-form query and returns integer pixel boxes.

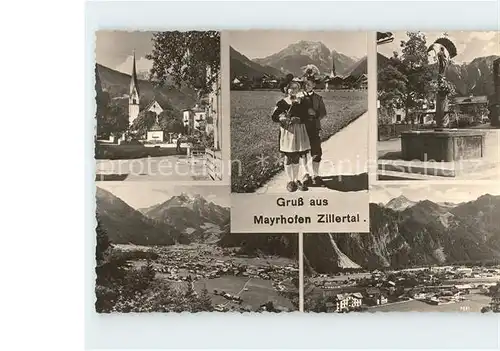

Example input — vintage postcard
[94,31,224,181]
[91,29,500,315]
[376,31,500,181]
[229,30,370,233]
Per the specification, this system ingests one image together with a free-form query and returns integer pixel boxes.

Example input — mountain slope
[96,187,178,245]
[446,55,499,97]
[254,41,357,77]
[95,63,197,112]
[304,195,500,272]
[377,54,499,97]
[346,53,390,79]
[230,47,282,79]
[141,193,230,244]
[218,233,298,259]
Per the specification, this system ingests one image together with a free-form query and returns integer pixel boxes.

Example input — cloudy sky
[96,183,230,209]
[377,31,499,64]
[370,183,500,205]
[95,31,154,74]
[229,30,367,60]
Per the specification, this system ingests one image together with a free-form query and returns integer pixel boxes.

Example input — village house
[451,95,489,121]
[182,105,207,133]
[364,287,388,306]
[329,293,363,312]
[356,74,368,90]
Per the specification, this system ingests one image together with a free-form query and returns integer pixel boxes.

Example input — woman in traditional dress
[271,81,311,192]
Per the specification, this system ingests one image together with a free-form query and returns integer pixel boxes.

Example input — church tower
[129,50,140,125]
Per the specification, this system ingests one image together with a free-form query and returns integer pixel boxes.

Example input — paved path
[256,112,369,194]
[95,155,212,181]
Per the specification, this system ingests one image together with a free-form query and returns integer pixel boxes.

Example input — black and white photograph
[229,31,370,233]
[230,31,369,194]
[376,31,500,180]
[95,182,299,313]
[94,31,223,181]
[303,183,500,313]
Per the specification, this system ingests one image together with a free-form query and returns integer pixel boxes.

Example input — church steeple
[128,50,140,125]
[130,50,140,99]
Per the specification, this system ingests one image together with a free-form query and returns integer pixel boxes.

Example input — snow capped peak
[386,195,416,211]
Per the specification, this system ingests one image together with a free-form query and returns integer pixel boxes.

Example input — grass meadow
[230,90,368,193]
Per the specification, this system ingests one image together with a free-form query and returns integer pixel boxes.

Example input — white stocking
[300,154,313,177]
[291,163,300,182]
[284,164,294,182]
[312,161,320,177]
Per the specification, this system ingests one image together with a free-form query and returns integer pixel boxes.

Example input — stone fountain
[400,36,486,162]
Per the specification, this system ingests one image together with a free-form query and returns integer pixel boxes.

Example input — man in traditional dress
[301,77,327,186]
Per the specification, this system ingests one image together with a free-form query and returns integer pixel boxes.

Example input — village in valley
[306,265,500,313]
[231,67,367,92]
[94,182,300,313]
[126,243,299,312]
[105,241,299,313]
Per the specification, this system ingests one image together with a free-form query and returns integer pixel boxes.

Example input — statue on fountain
[437,47,448,75]
[427,36,457,129]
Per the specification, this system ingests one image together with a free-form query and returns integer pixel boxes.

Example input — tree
[131,111,157,137]
[95,215,127,312]
[143,259,156,282]
[158,108,178,123]
[378,32,434,123]
[165,119,185,135]
[147,31,220,96]
[95,215,111,265]
[378,62,407,118]
[97,102,129,138]
[198,288,214,312]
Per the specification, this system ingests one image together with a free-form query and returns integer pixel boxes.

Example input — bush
[95,143,187,160]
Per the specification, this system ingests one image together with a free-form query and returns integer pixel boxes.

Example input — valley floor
[119,243,299,312]
[365,293,490,312]
[304,267,500,313]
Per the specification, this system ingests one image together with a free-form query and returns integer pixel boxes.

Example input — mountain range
[230,41,361,79]
[96,187,230,245]
[378,53,500,98]
[304,194,500,273]
[229,47,282,79]
[95,63,197,113]
[140,193,230,244]
[95,188,500,272]
[445,55,499,97]
[96,187,178,245]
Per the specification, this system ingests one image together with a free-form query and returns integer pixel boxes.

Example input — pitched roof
[454,96,488,104]
[143,97,173,113]
[352,292,363,299]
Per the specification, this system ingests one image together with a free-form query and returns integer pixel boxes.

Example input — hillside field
[230,90,367,193]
